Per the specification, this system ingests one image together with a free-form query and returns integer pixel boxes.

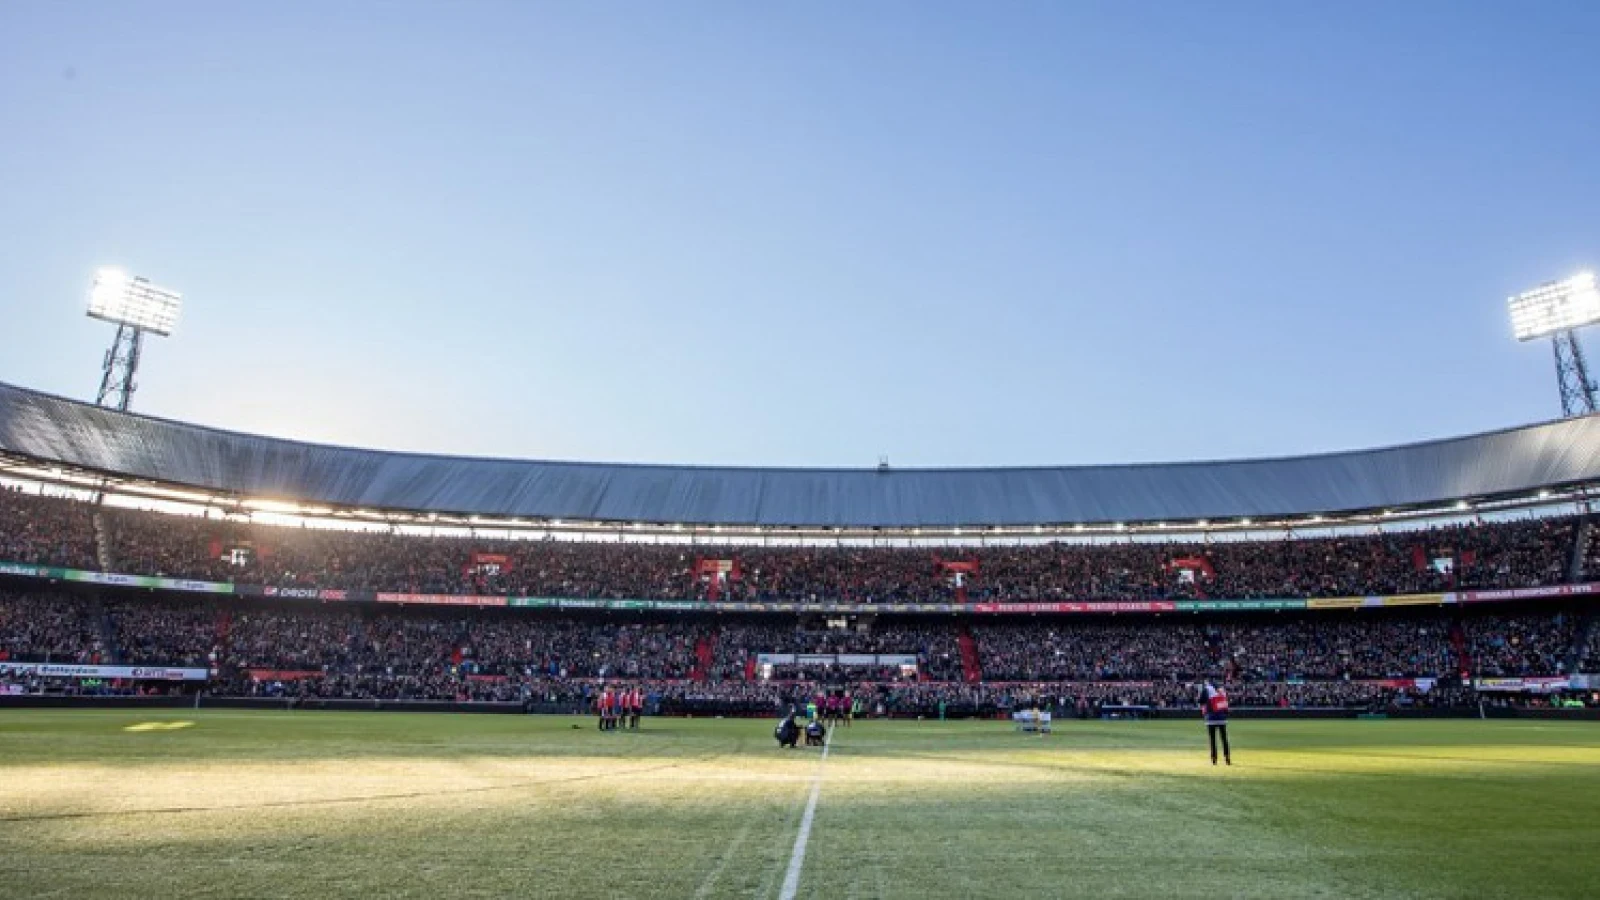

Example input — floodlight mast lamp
[86,268,182,412]
[1508,272,1600,417]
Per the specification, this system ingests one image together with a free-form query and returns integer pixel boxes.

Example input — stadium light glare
[89,266,128,304]
[87,267,182,336]
[1509,272,1600,341]
[246,499,304,515]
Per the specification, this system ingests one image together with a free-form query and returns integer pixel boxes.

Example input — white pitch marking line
[778,729,832,900]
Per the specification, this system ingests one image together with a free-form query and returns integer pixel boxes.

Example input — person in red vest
[627,687,643,731]
[597,686,614,732]
[1200,679,1232,766]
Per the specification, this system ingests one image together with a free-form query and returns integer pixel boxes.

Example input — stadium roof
[1,380,1598,529]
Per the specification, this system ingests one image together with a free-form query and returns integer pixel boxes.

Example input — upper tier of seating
[0,487,1585,603]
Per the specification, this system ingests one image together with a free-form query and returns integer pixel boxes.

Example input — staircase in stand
[91,509,117,571]
[91,594,120,664]
[691,628,717,682]
[215,610,233,674]
[1448,621,1472,680]
[957,627,983,683]
[1564,614,1597,675]
[1568,517,1592,584]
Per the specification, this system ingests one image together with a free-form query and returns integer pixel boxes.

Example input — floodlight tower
[1509,272,1600,417]
[86,267,182,411]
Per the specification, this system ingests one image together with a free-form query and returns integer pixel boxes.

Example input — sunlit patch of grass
[0,713,1596,899]
[123,721,195,732]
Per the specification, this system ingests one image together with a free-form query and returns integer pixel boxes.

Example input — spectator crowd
[2,486,1594,710]
[974,617,1459,682]
[0,487,1582,604]
[1,587,1588,710]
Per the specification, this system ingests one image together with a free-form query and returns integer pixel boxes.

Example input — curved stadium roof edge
[1,379,1598,528]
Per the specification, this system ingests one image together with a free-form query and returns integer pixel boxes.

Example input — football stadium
[5,5,1600,900]
[4,375,1600,898]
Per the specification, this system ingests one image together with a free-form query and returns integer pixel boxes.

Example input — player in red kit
[1200,680,1232,765]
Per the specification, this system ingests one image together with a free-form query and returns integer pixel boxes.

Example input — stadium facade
[2,379,1599,533]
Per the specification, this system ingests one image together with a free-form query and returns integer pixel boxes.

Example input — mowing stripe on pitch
[778,729,832,900]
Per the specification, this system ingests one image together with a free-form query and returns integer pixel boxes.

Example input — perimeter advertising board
[0,662,209,681]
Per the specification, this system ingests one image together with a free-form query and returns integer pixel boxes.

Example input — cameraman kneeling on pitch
[775,709,801,748]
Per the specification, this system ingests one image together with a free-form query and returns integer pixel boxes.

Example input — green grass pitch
[1,710,1597,898]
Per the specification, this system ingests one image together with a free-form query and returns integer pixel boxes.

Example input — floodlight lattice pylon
[1551,330,1598,417]
[85,268,180,414]
[95,322,144,412]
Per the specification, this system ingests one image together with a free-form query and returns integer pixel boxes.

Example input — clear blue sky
[1,2,1596,467]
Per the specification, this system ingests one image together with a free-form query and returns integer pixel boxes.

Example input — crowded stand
[712,622,964,681]
[225,605,702,679]
[0,590,107,664]
[0,490,1584,603]
[0,487,98,571]
[973,617,1458,682]
[2,488,1597,711]
[1463,613,1578,677]
[1,587,1592,709]
[228,606,364,672]
[463,619,700,679]
[105,596,221,667]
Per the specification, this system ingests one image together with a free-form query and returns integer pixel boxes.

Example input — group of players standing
[595,685,644,731]
[807,691,856,728]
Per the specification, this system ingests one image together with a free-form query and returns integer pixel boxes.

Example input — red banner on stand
[935,558,980,604]
[694,557,742,601]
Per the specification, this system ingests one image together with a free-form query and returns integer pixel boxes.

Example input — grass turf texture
[1,712,1597,899]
